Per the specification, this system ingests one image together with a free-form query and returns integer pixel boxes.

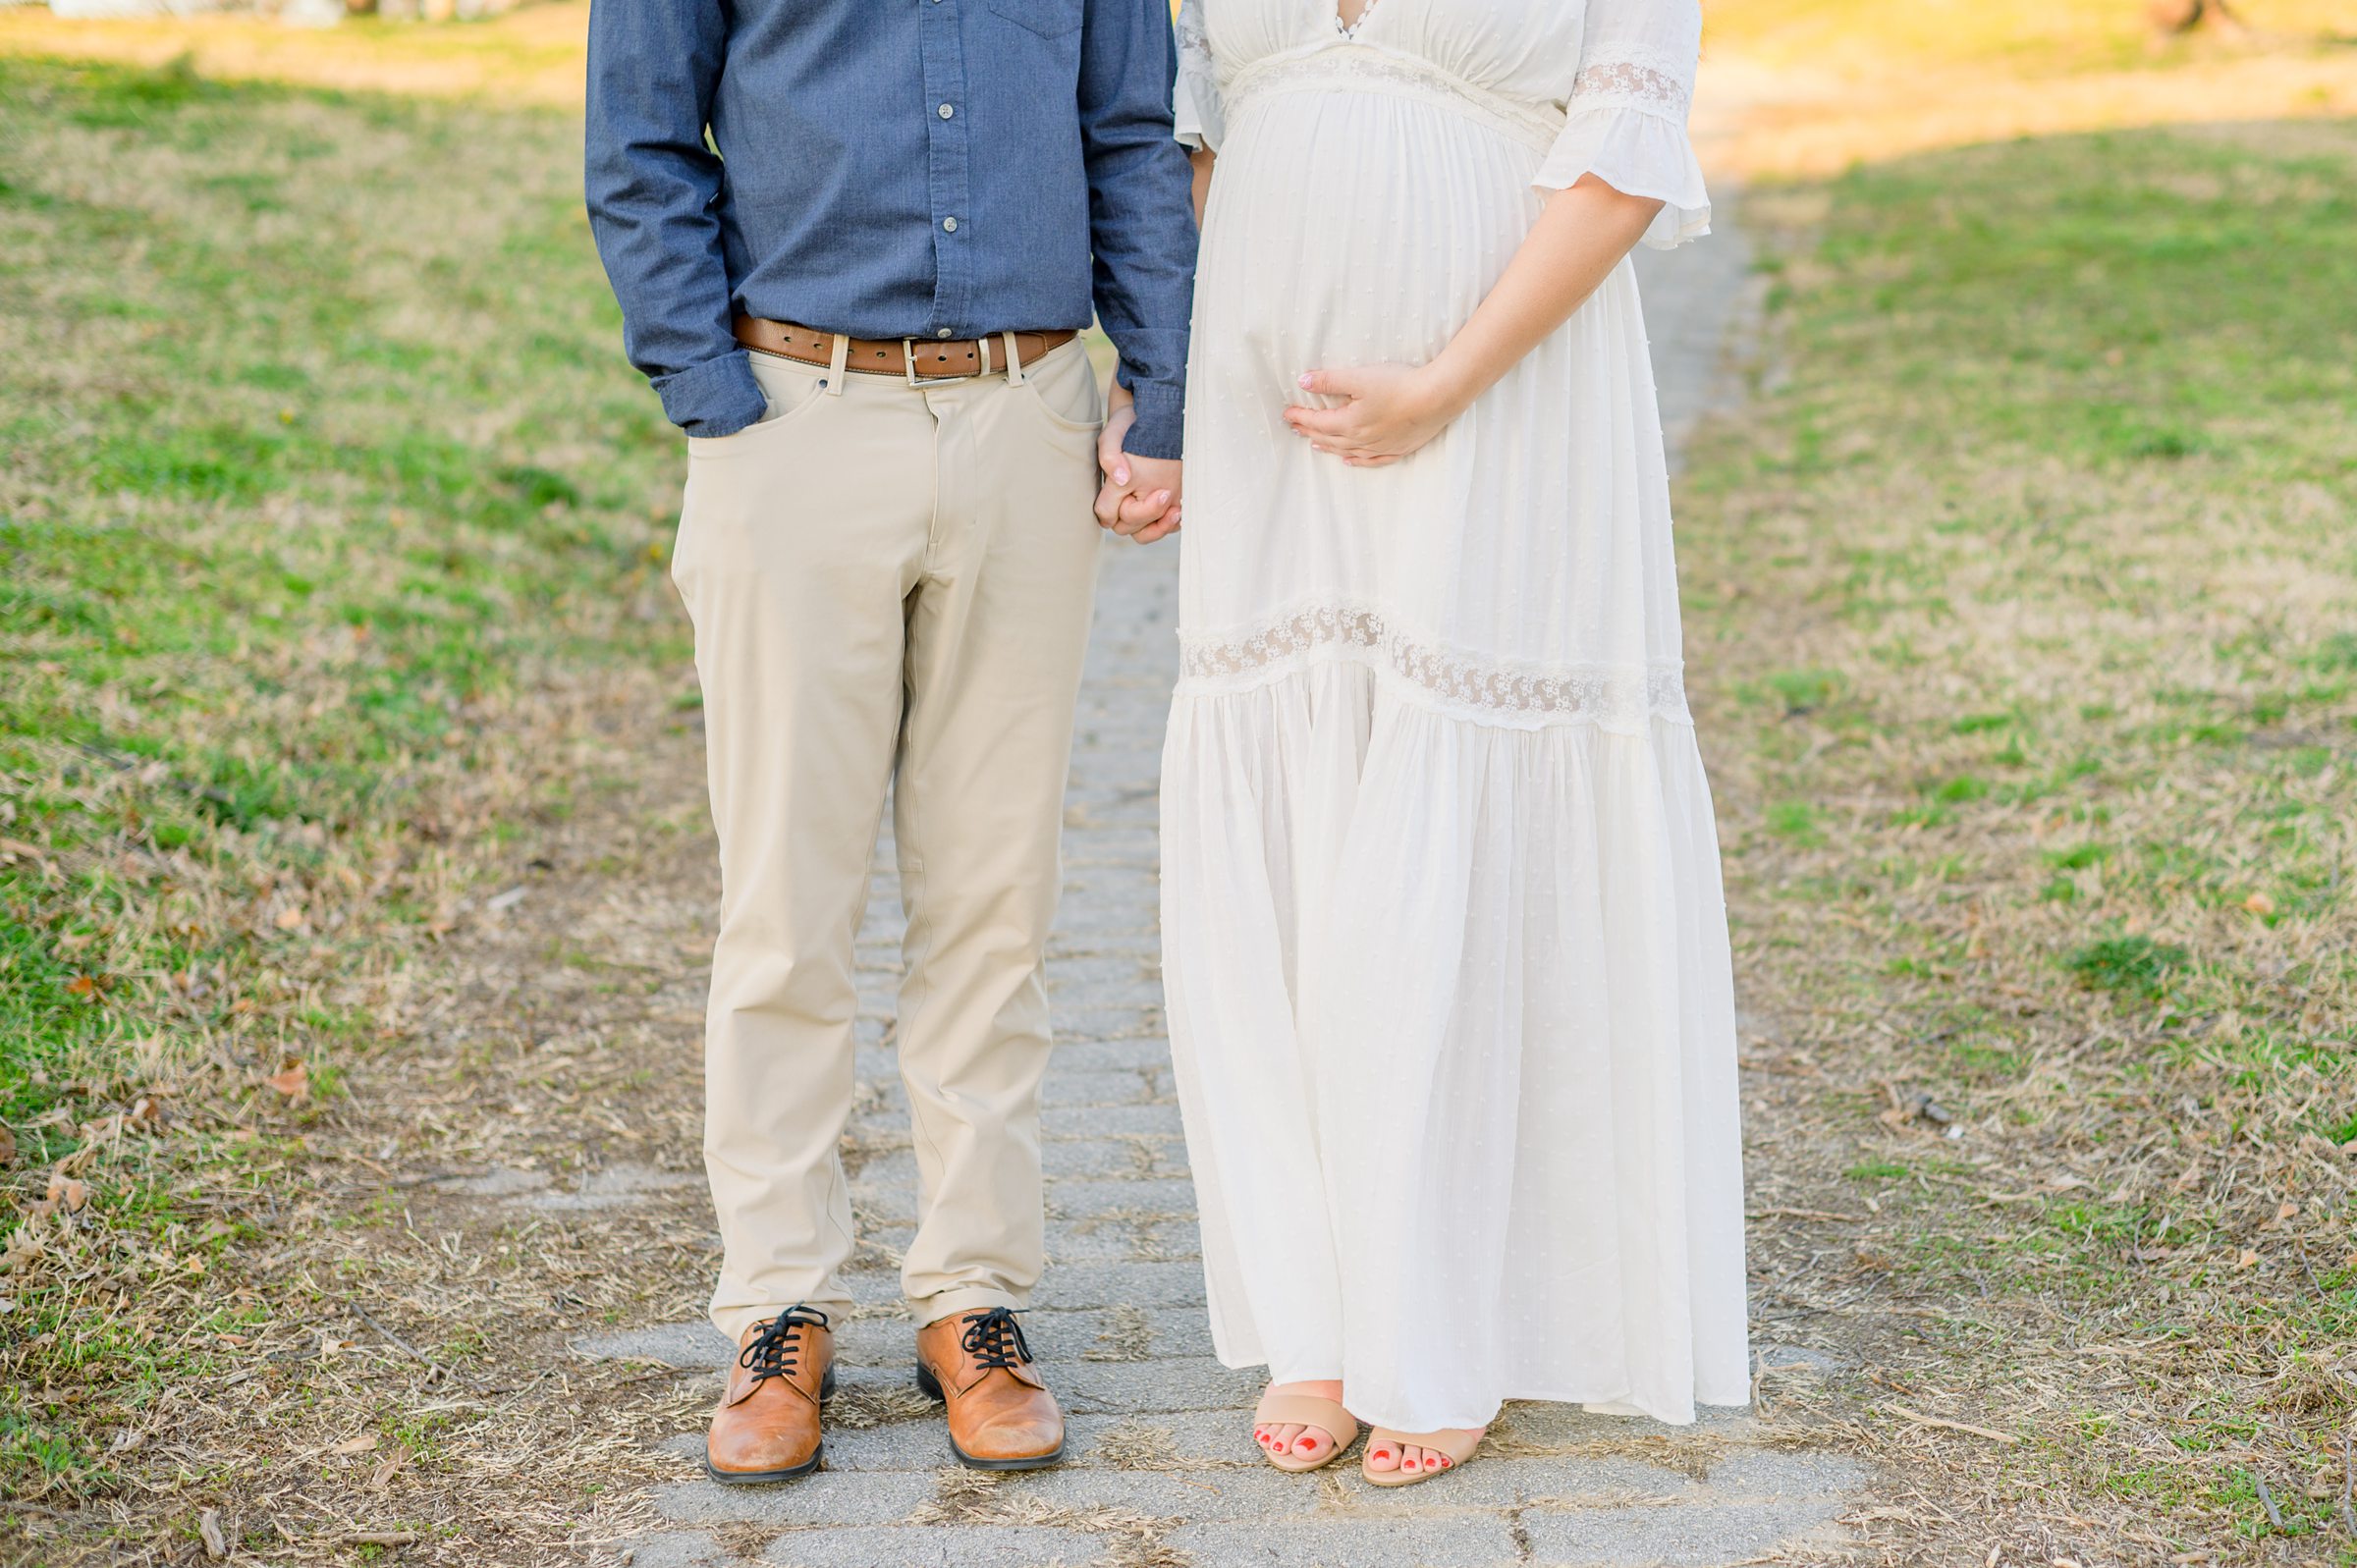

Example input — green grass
[1683,117,2357,1550]
[0,55,683,1503]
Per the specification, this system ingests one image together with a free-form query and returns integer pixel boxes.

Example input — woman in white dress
[1147,0,1751,1485]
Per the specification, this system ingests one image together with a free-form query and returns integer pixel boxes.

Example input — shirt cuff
[652,351,767,438]
[1123,385,1185,461]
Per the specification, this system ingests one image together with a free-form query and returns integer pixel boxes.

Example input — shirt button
[942,216,959,233]
[936,328,954,339]
[938,103,955,119]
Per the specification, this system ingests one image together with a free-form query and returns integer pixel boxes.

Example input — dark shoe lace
[959,1307,1034,1371]
[740,1305,829,1388]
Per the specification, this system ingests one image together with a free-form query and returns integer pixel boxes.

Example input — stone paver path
[576,204,1867,1568]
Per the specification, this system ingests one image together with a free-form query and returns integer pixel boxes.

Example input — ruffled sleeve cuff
[1174,65,1223,153]
[1533,108,1711,250]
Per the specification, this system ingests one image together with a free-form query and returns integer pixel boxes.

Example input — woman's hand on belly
[1282,179,1669,470]
[1283,363,1467,468]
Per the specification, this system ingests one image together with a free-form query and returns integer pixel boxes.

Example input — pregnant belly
[1194,86,1547,384]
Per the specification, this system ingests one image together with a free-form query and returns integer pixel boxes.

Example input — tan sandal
[1251,1390,1358,1472]
[1361,1425,1482,1487]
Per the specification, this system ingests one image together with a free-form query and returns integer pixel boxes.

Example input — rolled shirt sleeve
[583,0,767,436]
[1078,0,1200,460]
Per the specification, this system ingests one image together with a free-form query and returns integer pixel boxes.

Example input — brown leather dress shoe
[914,1307,1066,1470]
[705,1305,835,1485]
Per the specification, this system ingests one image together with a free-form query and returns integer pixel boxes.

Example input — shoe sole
[703,1363,837,1485]
[914,1361,1068,1471]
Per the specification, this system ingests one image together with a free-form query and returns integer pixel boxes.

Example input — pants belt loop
[977,335,994,379]
[824,332,850,396]
[1002,331,1026,387]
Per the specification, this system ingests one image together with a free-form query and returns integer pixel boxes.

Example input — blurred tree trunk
[2146,0,2248,34]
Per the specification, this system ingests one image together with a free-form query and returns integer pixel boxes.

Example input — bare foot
[1364,1426,1485,1477]
[1252,1379,1347,1462]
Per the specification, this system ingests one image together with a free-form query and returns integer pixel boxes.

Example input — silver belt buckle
[904,337,977,388]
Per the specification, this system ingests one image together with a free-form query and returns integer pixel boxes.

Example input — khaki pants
[671,337,1106,1339]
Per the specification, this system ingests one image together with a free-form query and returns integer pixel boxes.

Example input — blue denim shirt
[584,0,1197,457]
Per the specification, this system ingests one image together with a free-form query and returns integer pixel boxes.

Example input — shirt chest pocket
[986,0,1083,40]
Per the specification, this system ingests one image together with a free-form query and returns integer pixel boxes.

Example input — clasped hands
[1093,360,1463,544]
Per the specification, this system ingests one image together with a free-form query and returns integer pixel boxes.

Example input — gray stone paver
[1521,1499,1854,1567]
[1167,1516,1526,1567]
[597,191,1873,1566]
[648,1475,939,1528]
[760,1526,1101,1568]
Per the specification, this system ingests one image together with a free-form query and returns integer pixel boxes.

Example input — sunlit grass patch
[1701,0,2357,180]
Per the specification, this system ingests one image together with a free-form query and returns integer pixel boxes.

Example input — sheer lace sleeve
[1534,0,1710,250]
[1173,0,1225,153]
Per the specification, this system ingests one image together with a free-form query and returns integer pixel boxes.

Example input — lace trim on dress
[1174,0,1225,150]
[1177,602,1691,732]
[1176,0,1215,84]
[1566,50,1693,120]
[1229,45,1565,155]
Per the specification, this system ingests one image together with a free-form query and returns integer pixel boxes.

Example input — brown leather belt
[733,316,1077,383]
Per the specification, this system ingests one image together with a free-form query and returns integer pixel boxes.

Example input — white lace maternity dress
[1160,0,1749,1431]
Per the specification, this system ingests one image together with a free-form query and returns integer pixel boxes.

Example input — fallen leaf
[2236,1248,2261,1270]
[274,904,306,932]
[0,1123,15,1167]
[199,1508,227,1560]
[45,1172,89,1214]
[2243,892,2275,915]
[65,975,99,1000]
[264,1061,310,1101]
[331,1433,378,1456]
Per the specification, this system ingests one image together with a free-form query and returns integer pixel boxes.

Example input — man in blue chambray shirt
[585,0,1195,1484]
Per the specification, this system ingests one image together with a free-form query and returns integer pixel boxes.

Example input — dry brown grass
[0,54,729,1562]
[1677,119,2357,1563]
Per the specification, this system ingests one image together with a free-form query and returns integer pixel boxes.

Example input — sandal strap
[1254,1393,1358,1439]
[1367,1426,1481,1462]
